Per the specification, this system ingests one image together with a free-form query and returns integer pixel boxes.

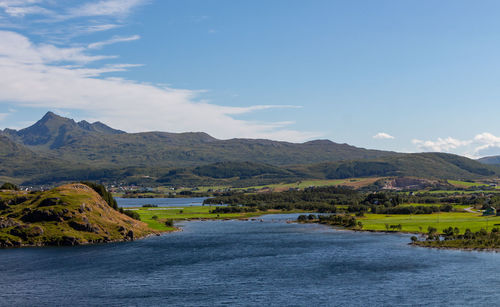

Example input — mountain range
[0,112,498,186]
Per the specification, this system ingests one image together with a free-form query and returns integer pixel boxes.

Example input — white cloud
[78,24,121,33]
[68,0,147,18]
[412,133,500,158]
[0,0,52,17]
[0,1,145,41]
[412,137,471,152]
[472,133,500,156]
[0,31,114,64]
[0,113,8,121]
[88,34,140,49]
[3,5,50,16]
[373,132,394,140]
[0,30,316,142]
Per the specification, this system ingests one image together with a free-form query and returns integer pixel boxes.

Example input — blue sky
[0,0,499,157]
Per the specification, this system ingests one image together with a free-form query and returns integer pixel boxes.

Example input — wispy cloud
[0,1,146,40]
[2,5,51,17]
[0,0,47,16]
[0,31,315,141]
[412,134,500,158]
[0,30,115,64]
[88,34,140,49]
[67,0,148,18]
[373,132,394,140]
[75,23,121,34]
[412,137,470,152]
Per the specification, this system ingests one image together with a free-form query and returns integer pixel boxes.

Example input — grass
[134,205,304,231]
[418,190,500,194]
[0,184,156,247]
[359,212,500,234]
[191,178,378,193]
[447,180,488,188]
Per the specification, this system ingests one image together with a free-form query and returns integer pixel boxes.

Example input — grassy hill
[299,153,498,180]
[0,183,157,247]
[155,153,499,187]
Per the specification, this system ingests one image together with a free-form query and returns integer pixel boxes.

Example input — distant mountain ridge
[3,112,124,149]
[1,111,498,185]
[478,155,500,165]
[2,112,396,168]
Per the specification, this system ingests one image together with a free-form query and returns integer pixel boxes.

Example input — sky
[0,0,499,158]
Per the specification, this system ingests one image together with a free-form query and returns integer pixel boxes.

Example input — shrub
[0,182,19,191]
[123,210,141,221]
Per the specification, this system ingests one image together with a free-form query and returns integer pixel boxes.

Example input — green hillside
[300,153,497,179]
[1,112,498,186]
[2,112,395,169]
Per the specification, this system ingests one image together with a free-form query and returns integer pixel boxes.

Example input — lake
[116,197,209,208]
[0,213,499,306]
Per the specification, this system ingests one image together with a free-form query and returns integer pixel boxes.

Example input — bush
[297,215,308,222]
[1,182,19,191]
[165,219,174,227]
[123,210,141,221]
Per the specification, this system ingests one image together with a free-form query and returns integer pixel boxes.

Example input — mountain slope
[3,112,396,168]
[3,112,124,149]
[155,153,499,187]
[299,152,498,180]
[2,112,498,185]
[0,135,70,182]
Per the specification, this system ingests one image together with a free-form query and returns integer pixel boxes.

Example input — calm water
[1,214,499,306]
[116,197,208,208]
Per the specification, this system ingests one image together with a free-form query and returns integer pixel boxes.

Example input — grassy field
[200,178,380,192]
[417,190,500,194]
[359,212,500,234]
[402,203,469,210]
[133,205,303,231]
[447,180,489,188]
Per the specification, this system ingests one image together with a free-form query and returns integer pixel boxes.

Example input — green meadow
[134,206,303,231]
[447,179,489,188]
[359,212,500,234]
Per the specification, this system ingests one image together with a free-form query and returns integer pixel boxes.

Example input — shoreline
[409,242,500,253]
[0,228,182,249]
[297,220,500,253]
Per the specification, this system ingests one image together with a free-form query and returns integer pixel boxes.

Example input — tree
[0,182,19,191]
[123,210,141,221]
[81,181,118,210]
